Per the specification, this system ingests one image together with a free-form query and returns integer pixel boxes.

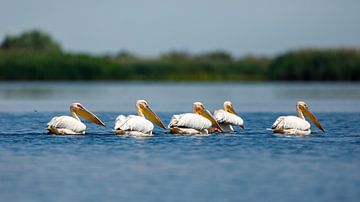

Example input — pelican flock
[168,102,223,135]
[271,101,325,135]
[214,101,244,132]
[47,103,106,135]
[114,100,166,136]
[46,100,326,136]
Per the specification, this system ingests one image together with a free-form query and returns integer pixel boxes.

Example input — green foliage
[0,51,121,80]
[0,50,270,81]
[269,49,360,81]
[0,30,359,81]
[195,50,233,62]
[1,48,358,81]
[160,50,191,61]
[1,30,61,53]
[111,50,138,61]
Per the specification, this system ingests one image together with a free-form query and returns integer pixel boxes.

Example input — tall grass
[0,49,359,81]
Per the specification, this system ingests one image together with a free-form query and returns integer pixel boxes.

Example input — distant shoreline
[1,49,359,81]
[1,30,359,81]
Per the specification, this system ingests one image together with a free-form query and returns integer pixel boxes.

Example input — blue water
[0,111,359,202]
[1,82,360,112]
[0,82,360,201]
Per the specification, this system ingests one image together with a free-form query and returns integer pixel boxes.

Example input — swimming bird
[214,101,244,132]
[114,100,166,136]
[47,103,106,135]
[168,102,223,135]
[271,101,325,135]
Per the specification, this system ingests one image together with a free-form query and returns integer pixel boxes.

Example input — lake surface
[0,82,360,112]
[0,82,359,202]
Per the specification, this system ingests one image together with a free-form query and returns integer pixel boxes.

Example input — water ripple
[0,112,359,202]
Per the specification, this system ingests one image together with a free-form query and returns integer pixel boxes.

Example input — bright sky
[1,0,359,57]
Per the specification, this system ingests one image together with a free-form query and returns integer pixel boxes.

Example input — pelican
[213,101,244,132]
[47,103,106,135]
[114,100,166,136]
[168,102,223,135]
[271,101,325,135]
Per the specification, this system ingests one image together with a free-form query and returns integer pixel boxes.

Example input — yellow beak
[301,107,325,132]
[226,105,237,115]
[140,106,166,129]
[198,108,223,132]
[75,107,106,127]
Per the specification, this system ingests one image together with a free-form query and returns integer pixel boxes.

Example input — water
[1,82,360,112]
[0,82,359,202]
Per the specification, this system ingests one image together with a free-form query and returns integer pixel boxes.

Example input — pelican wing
[271,116,310,131]
[214,109,244,126]
[47,116,86,134]
[168,113,212,130]
[114,115,154,134]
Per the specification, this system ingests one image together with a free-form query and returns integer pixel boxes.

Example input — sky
[0,0,359,57]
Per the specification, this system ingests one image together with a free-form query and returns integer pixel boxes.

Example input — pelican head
[297,101,325,132]
[193,102,223,132]
[71,103,106,126]
[224,101,244,129]
[136,100,166,129]
[224,101,237,115]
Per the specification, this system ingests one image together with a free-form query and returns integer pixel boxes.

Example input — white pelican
[271,101,325,135]
[213,101,244,132]
[114,100,166,136]
[47,103,106,135]
[168,102,223,135]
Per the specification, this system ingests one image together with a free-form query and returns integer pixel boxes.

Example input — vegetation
[0,30,359,81]
[269,49,360,81]
[1,30,61,53]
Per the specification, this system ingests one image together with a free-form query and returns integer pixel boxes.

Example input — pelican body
[214,101,244,132]
[168,102,223,135]
[271,101,325,135]
[114,100,166,136]
[47,103,106,135]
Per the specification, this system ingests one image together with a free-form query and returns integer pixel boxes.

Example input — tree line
[0,30,359,81]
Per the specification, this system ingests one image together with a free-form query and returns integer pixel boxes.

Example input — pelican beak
[75,106,106,127]
[198,108,223,132]
[301,107,325,132]
[226,105,237,115]
[140,105,166,129]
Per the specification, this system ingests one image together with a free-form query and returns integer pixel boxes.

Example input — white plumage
[47,103,105,135]
[270,101,325,135]
[214,109,244,131]
[271,116,311,131]
[114,100,165,136]
[168,102,222,135]
[168,113,212,130]
[113,100,165,136]
[47,116,86,134]
[114,115,154,136]
[271,101,325,135]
